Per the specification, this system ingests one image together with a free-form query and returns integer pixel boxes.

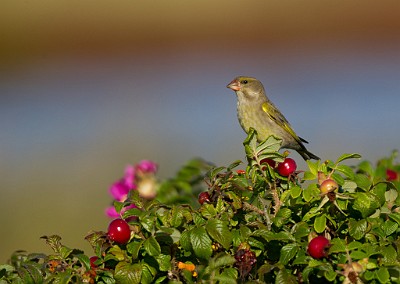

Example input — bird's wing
[261,102,306,145]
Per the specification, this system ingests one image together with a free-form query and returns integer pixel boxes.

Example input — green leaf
[127,240,143,259]
[143,236,161,256]
[354,173,372,190]
[293,222,310,239]
[123,208,145,219]
[279,243,298,265]
[206,219,232,249]
[314,214,327,233]
[329,238,346,253]
[128,190,143,209]
[213,254,236,268]
[290,186,302,198]
[114,200,125,214]
[170,206,183,227]
[179,230,192,251]
[190,227,212,260]
[200,204,217,219]
[388,213,400,225]
[16,263,43,284]
[335,153,361,164]
[348,219,368,240]
[114,262,142,284]
[381,220,398,237]
[306,160,319,178]
[381,245,397,265]
[275,267,297,284]
[375,267,390,283]
[335,164,355,179]
[75,253,90,271]
[141,263,157,284]
[341,180,357,192]
[358,160,374,176]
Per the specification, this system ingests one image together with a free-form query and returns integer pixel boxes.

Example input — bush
[1,129,400,283]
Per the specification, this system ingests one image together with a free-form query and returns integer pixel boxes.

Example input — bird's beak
[226,79,241,91]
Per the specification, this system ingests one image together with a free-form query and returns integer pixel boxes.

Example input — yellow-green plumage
[227,76,319,160]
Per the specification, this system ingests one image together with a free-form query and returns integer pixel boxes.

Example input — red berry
[198,192,211,205]
[89,256,99,268]
[260,158,276,168]
[307,236,330,259]
[236,169,246,175]
[387,169,398,181]
[107,219,131,244]
[277,158,297,176]
[320,179,338,194]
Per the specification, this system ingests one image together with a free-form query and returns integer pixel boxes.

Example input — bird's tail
[299,149,320,161]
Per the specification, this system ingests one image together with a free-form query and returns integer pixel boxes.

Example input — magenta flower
[124,165,136,189]
[136,160,158,173]
[106,161,157,218]
[109,179,130,202]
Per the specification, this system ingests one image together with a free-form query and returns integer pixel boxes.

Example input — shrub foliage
[1,129,400,283]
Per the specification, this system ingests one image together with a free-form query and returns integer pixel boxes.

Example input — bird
[227,76,319,160]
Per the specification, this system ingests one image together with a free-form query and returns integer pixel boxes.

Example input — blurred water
[1,45,399,262]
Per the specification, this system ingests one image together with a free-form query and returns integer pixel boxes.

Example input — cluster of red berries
[234,249,257,277]
[261,157,297,176]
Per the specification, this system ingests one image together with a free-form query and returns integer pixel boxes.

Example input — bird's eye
[242,80,248,84]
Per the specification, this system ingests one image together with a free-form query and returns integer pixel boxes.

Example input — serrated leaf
[348,219,368,240]
[294,222,310,239]
[141,263,157,284]
[335,153,361,164]
[16,263,43,283]
[128,190,143,209]
[329,238,346,253]
[381,245,397,265]
[381,220,398,236]
[290,186,302,198]
[213,254,236,268]
[358,160,374,176]
[206,219,232,249]
[123,208,145,219]
[388,213,400,225]
[279,243,298,265]
[200,204,217,219]
[143,236,161,256]
[354,173,372,190]
[220,267,238,282]
[335,164,355,179]
[170,206,183,227]
[127,240,143,259]
[341,180,357,192]
[114,200,125,214]
[227,160,242,171]
[314,214,327,233]
[306,160,319,177]
[274,208,292,227]
[275,267,297,284]
[75,253,90,271]
[179,230,192,251]
[375,267,390,283]
[190,227,212,260]
[114,262,142,284]
[347,241,363,250]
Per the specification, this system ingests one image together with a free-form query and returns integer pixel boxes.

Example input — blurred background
[1,1,399,262]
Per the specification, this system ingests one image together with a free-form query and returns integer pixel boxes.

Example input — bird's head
[227,76,266,101]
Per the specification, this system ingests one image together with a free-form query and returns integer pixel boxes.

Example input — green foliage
[2,133,400,283]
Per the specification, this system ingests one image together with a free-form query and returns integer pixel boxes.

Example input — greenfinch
[227,76,319,160]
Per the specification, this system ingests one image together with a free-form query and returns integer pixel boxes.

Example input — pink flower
[105,204,137,218]
[124,165,136,189]
[136,160,158,173]
[109,179,130,202]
